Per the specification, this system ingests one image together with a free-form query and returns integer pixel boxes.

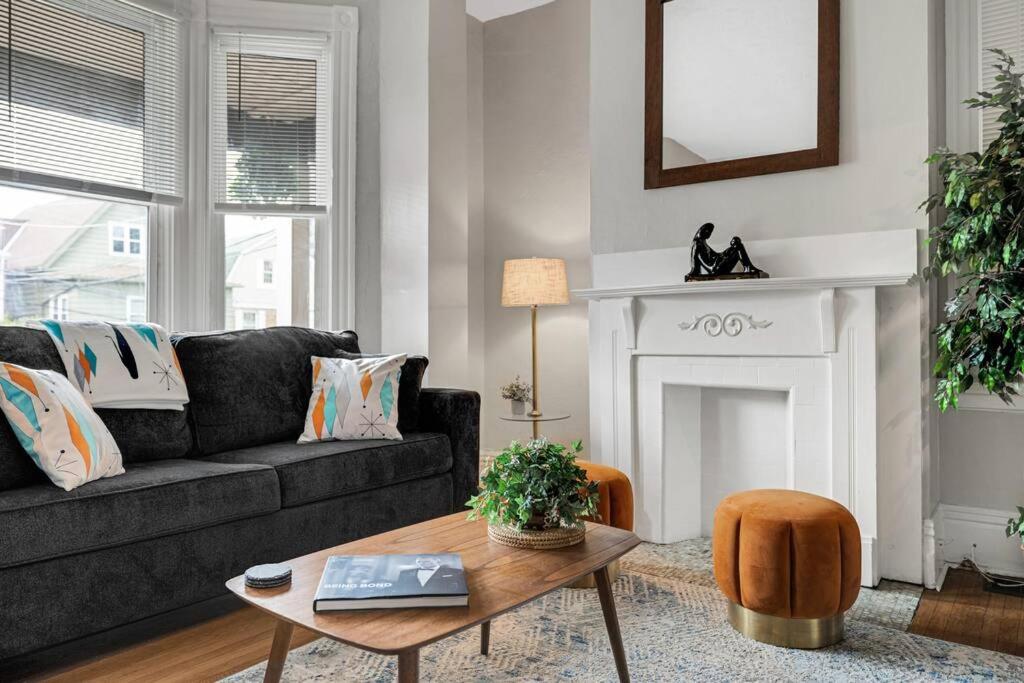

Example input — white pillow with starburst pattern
[298,354,406,443]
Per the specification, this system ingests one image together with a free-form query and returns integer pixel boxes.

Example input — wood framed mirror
[645,0,839,189]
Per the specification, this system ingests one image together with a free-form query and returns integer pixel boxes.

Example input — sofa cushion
[0,328,192,491]
[0,458,280,568]
[332,351,429,433]
[0,365,125,491]
[172,327,361,455]
[203,432,452,508]
[299,353,406,443]
[0,328,65,491]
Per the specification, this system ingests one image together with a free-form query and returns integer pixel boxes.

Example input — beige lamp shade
[501,258,570,307]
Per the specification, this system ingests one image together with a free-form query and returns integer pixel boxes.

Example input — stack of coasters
[245,563,292,589]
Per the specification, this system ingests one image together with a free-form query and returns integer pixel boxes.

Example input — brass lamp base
[726,601,845,649]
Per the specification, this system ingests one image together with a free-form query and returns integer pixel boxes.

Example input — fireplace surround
[577,230,923,587]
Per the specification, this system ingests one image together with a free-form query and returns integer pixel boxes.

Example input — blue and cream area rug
[224,540,1024,681]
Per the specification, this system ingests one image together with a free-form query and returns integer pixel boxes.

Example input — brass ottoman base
[727,601,845,649]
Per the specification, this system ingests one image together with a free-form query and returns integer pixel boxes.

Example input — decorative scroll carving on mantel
[679,313,773,338]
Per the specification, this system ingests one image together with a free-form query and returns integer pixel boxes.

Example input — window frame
[0,0,356,334]
[944,2,1024,412]
[0,0,185,205]
[192,0,358,332]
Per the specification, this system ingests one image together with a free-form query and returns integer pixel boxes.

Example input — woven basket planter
[487,523,586,550]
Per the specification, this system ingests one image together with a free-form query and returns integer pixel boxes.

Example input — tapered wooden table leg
[480,620,491,655]
[595,565,630,683]
[263,620,294,683]
[397,648,419,683]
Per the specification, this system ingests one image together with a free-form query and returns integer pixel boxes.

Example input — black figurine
[685,223,768,281]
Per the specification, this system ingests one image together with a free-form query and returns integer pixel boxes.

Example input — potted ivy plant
[499,376,532,415]
[1006,508,1024,558]
[923,50,1024,410]
[468,438,599,549]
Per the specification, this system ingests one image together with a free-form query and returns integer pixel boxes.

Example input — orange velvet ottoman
[571,459,634,588]
[712,489,861,648]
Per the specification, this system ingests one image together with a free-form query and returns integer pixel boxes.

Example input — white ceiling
[465,0,556,22]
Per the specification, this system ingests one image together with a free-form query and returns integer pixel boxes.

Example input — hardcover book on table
[313,553,469,611]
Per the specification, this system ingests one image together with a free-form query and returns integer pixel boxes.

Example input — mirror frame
[644,0,840,189]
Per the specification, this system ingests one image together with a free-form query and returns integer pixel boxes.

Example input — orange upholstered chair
[577,460,634,532]
[712,489,861,648]
[572,460,633,588]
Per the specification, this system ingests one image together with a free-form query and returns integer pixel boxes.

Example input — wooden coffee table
[226,513,640,682]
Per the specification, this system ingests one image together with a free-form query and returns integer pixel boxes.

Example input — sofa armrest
[417,388,480,512]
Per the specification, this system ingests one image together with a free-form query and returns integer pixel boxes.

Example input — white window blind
[980,0,1024,148]
[0,0,183,203]
[210,31,330,213]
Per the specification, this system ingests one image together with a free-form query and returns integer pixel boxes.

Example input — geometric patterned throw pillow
[298,354,406,443]
[0,363,124,491]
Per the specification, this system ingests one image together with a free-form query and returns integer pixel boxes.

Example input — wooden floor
[33,607,317,683]
[909,567,1024,657]
[26,567,1024,681]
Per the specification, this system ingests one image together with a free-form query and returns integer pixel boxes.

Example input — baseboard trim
[931,503,1024,580]
[862,535,879,587]
[922,517,938,590]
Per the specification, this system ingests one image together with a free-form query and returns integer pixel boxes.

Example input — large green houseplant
[468,438,599,548]
[924,50,1024,410]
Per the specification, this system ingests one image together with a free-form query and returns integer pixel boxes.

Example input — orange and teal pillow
[0,363,124,491]
[298,354,406,443]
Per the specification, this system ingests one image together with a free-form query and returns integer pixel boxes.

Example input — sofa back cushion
[172,327,360,455]
[0,328,194,492]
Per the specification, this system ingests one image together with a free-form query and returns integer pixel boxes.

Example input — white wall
[347,0,382,350]
[379,0,478,394]
[481,0,591,451]
[427,0,472,388]
[590,0,936,583]
[467,15,486,395]
[379,0,430,357]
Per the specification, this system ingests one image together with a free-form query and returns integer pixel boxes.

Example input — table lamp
[501,257,570,419]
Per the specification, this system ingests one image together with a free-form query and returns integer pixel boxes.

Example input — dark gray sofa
[0,326,480,663]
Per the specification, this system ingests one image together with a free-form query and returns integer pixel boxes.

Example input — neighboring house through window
[235,309,263,329]
[48,294,70,321]
[263,259,274,285]
[126,296,146,323]
[110,223,143,256]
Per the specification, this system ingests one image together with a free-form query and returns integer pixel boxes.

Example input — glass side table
[499,411,570,439]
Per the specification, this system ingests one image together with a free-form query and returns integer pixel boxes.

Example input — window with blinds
[980,0,1024,148]
[210,32,330,212]
[0,0,183,203]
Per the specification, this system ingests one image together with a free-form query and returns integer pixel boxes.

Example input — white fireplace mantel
[574,273,914,300]
[578,230,922,588]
